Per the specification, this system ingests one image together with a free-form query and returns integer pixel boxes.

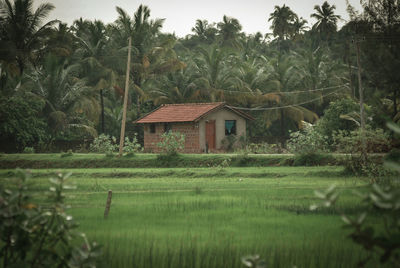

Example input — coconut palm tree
[294,47,348,114]
[193,45,233,102]
[268,4,298,50]
[311,1,341,44]
[24,54,98,139]
[217,15,243,48]
[0,0,58,74]
[226,56,270,107]
[110,5,184,117]
[150,66,201,105]
[261,54,318,142]
[191,19,218,45]
[74,19,118,134]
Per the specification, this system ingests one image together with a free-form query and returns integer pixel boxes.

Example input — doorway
[205,120,216,151]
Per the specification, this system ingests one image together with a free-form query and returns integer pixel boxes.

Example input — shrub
[123,134,142,157]
[0,169,101,267]
[316,98,361,144]
[90,134,117,154]
[221,135,237,152]
[333,127,392,177]
[287,123,329,154]
[0,94,48,151]
[293,152,335,166]
[333,127,391,154]
[22,147,35,154]
[242,142,286,154]
[60,149,73,158]
[157,131,185,157]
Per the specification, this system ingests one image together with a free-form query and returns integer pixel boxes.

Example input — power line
[223,84,349,95]
[227,87,345,111]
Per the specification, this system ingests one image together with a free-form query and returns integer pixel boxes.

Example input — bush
[90,134,118,154]
[333,127,391,154]
[123,134,142,157]
[242,142,286,154]
[221,135,237,152]
[157,131,185,157]
[293,152,335,166]
[23,147,35,154]
[333,127,392,176]
[0,94,48,151]
[316,98,361,144]
[60,149,73,158]
[287,123,329,154]
[0,169,101,267]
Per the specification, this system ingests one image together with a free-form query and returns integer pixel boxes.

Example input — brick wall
[143,122,201,153]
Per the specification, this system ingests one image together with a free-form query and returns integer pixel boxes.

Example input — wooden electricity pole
[355,39,366,131]
[119,37,132,157]
[354,38,367,156]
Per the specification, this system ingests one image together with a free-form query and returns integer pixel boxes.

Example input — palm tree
[150,66,200,105]
[268,4,298,49]
[191,19,217,44]
[294,47,348,114]
[226,57,270,107]
[0,0,58,74]
[261,54,318,143]
[292,17,309,39]
[74,19,117,134]
[311,1,341,44]
[25,54,98,139]
[217,15,243,48]
[193,45,233,101]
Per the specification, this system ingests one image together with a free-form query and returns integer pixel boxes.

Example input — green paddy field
[0,165,388,267]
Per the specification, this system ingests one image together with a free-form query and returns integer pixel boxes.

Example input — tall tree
[262,54,318,142]
[0,0,58,74]
[268,5,298,47]
[217,15,243,48]
[311,1,341,44]
[25,54,98,139]
[191,19,217,45]
[193,45,232,102]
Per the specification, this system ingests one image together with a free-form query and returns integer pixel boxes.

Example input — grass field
[0,166,388,267]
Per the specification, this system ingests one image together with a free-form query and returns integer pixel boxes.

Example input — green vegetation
[0,152,370,169]
[1,0,399,266]
[1,0,399,154]
[0,170,101,267]
[0,166,394,267]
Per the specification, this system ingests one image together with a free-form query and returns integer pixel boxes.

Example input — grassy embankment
[0,166,387,267]
[0,153,361,168]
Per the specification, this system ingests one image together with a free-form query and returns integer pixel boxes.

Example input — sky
[34,0,363,37]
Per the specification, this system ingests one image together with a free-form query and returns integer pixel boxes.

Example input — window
[150,123,156,133]
[164,123,171,133]
[225,120,236,135]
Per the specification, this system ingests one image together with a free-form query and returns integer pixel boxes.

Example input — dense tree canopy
[0,0,398,151]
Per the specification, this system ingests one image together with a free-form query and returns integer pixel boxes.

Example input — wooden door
[205,120,216,150]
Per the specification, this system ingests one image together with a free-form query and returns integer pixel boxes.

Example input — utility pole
[119,36,132,157]
[354,37,367,156]
[354,39,366,131]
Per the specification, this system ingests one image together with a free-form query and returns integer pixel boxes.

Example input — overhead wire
[223,84,349,95]
[226,85,347,111]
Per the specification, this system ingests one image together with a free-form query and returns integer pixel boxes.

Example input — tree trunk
[119,37,132,157]
[100,89,105,134]
[280,109,285,147]
[393,86,398,118]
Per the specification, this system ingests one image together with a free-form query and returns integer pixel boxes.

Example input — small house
[134,102,253,153]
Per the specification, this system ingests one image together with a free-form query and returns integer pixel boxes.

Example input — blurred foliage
[0,169,101,267]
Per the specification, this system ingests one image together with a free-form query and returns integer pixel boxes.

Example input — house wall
[198,108,246,151]
[143,122,201,153]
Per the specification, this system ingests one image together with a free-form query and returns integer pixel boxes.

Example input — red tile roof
[135,102,225,123]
